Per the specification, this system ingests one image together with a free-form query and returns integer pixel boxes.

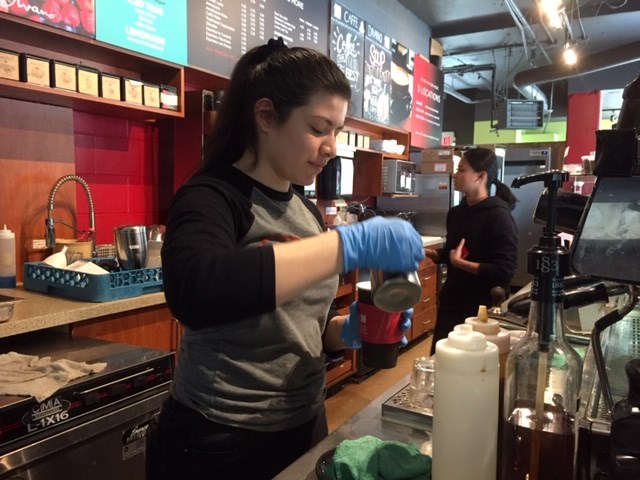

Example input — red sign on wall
[410,54,444,149]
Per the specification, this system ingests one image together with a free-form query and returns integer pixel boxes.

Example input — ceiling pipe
[444,84,491,104]
[504,0,553,65]
[514,40,640,88]
[443,63,496,104]
[443,61,549,113]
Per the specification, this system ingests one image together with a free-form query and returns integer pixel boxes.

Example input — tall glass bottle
[501,171,583,480]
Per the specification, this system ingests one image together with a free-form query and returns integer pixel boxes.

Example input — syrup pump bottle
[500,170,583,480]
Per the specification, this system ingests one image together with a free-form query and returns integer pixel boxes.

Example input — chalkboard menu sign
[330,3,364,118]
[188,0,330,78]
[410,54,444,149]
[362,22,391,125]
[95,0,187,65]
[389,40,414,130]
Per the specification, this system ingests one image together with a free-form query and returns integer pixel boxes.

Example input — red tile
[74,112,129,138]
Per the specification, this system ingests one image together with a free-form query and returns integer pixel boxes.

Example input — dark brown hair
[197,39,351,176]
[463,147,518,210]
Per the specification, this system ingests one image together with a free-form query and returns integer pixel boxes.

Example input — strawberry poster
[1,0,96,38]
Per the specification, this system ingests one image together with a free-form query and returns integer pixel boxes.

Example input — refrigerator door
[376,174,451,237]
[503,147,551,289]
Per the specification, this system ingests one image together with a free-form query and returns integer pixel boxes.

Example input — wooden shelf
[345,116,409,138]
[0,77,183,121]
[344,116,412,197]
[0,14,184,119]
[184,66,229,91]
[355,147,408,160]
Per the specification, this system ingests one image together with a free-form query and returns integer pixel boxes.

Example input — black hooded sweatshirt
[431,195,518,350]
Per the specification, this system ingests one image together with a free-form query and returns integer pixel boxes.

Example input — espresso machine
[569,88,640,478]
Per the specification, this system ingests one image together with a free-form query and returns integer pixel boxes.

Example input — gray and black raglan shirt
[162,166,339,432]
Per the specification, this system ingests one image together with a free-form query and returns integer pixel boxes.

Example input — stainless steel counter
[0,286,166,338]
[274,374,430,479]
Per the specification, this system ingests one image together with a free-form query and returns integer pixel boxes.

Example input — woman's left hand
[449,238,468,267]
[400,308,413,346]
[449,238,480,275]
[340,302,413,349]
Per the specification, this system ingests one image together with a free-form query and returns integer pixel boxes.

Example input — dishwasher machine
[0,331,174,480]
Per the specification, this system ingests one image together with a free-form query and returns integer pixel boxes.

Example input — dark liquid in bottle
[501,407,575,480]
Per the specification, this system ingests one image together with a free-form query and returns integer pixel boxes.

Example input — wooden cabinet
[326,271,358,389]
[0,15,184,121]
[71,305,182,353]
[347,117,412,197]
[406,254,438,343]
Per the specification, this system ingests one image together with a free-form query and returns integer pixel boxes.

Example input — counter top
[0,286,166,338]
[421,236,443,247]
[0,240,442,340]
[274,374,430,479]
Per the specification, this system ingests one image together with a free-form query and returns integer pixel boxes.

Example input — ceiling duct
[444,84,491,104]
[514,40,640,89]
[443,62,549,114]
[513,83,549,112]
[443,64,496,105]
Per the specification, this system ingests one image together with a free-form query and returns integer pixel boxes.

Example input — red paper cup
[358,301,403,369]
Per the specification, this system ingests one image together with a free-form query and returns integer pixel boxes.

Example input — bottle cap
[447,324,487,351]
[465,305,501,335]
[0,224,14,239]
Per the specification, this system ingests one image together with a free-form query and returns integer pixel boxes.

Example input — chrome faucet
[45,175,96,253]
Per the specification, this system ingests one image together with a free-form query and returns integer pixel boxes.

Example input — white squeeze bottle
[0,224,16,288]
[432,323,499,480]
[465,305,511,380]
[465,304,511,476]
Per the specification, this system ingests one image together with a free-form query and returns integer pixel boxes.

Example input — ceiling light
[563,43,578,65]
[539,0,565,29]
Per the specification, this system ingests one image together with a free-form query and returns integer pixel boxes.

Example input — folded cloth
[325,435,432,480]
[0,351,107,402]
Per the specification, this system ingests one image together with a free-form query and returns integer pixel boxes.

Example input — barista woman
[427,147,518,355]
[146,38,424,480]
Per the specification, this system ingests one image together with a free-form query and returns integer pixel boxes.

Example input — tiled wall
[73,111,160,246]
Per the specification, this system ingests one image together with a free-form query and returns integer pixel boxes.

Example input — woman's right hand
[336,217,425,273]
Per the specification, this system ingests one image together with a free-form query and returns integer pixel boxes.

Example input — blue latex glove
[399,308,413,347]
[341,301,362,349]
[336,217,425,273]
[340,302,414,349]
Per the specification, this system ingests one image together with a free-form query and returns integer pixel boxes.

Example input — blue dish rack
[23,260,163,302]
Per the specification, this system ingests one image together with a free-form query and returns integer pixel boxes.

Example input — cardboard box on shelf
[412,148,455,174]
[419,148,455,163]
[420,159,454,174]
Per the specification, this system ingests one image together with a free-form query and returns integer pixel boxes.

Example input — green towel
[324,435,432,480]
